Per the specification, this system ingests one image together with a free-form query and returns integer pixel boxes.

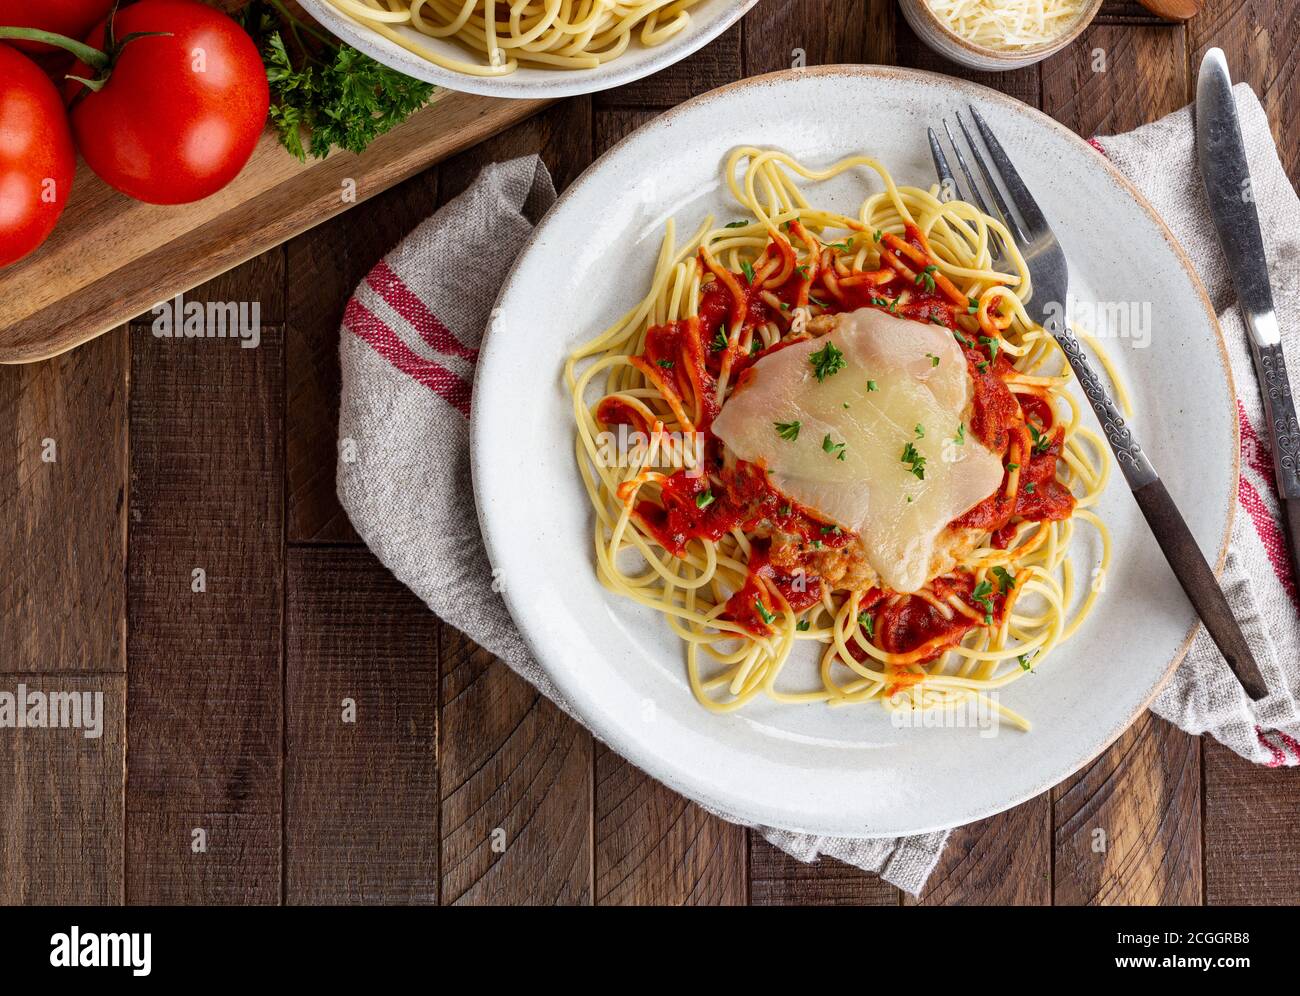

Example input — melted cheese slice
[712,308,1004,592]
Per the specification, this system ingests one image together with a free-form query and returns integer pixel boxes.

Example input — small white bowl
[897,0,1103,71]
[296,0,760,99]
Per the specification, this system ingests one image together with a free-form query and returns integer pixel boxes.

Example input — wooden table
[2,0,1298,906]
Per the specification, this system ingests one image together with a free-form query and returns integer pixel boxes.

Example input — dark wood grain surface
[2,0,1298,906]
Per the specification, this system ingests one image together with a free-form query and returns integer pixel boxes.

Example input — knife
[1196,48,1300,636]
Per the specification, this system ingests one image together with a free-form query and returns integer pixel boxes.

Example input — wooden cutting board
[0,88,548,364]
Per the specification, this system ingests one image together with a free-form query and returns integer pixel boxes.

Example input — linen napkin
[336,83,1300,897]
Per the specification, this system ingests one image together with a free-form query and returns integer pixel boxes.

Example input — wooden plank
[284,547,439,904]
[1096,1,1183,26]
[0,329,127,904]
[750,838,898,906]
[440,640,592,905]
[1185,0,1300,181]
[909,797,1052,905]
[595,745,746,905]
[1054,714,1202,904]
[0,675,126,904]
[0,92,548,365]
[437,102,594,905]
[1041,23,1190,136]
[0,329,128,672]
[1204,740,1300,904]
[744,0,896,72]
[1040,24,1202,907]
[596,22,743,108]
[126,267,285,903]
[284,169,439,543]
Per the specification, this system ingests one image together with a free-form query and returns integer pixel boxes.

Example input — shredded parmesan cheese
[925,0,1087,51]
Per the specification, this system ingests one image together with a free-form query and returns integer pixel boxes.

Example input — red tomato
[0,44,75,268]
[67,0,269,205]
[0,0,114,54]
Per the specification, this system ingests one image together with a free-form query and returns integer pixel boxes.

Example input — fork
[929,107,1269,700]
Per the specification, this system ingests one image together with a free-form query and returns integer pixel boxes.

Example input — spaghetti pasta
[322,0,705,76]
[566,149,1118,731]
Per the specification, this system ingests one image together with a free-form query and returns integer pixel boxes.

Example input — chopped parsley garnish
[977,360,990,373]
[953,331,973,348]
[828,240,854,252]
[866,380,878,392]
[915,264,937,293]
[711,328,729,352]
[872,229,882,242]
[796,265,810,278]
[926,352,940,366]
[930,316,946,326]
[810,295,829,308]
[822,434,847,461]
[774,420,801,441]
[725,219,750,228]
[1007,462,1020,470]
[972,580,995,620]
[1024,482,1037,493]
[695,490,715,509]
[750,336,763,354]
[901,442,926,480]
[820,525,841,535]
[779,504,791,516]
[954,423,966,445]
[914,424,925,439]
[656,359,674,369]
[967,296,979,314]
[979,334,1000,361]
[992,566,1016,592]
[740,260,756,285]
[857,611,876,638]
[1019,651,1037,672]
[1028,422,1052,454]
[754,598,776,626]
[810,342,847,382]
[796,619,811,632]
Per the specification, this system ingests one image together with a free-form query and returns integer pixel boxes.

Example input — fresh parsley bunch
[239,0,435,161]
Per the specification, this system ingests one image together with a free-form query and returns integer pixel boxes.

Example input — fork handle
[1045,315,1270,700]
[1048,316,1157,489]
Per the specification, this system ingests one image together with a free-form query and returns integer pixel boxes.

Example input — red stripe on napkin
[344,298,472,417]
[367,260,480,362]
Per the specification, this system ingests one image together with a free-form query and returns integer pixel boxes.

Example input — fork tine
[966,105,1050,238]
[942,120,992,219]
[942,119,1005,262]
[955,110,1027,245]
[927,127,962,203]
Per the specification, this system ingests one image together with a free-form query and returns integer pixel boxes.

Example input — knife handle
[1132,478,1269,700]
[1250,341,1300,499]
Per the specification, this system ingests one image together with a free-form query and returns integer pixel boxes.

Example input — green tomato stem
[0,26,110,68]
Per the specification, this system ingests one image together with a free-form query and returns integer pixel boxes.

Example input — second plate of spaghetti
[473,67,1236,837]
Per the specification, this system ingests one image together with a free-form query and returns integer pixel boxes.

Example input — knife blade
[1196,48,1300,618]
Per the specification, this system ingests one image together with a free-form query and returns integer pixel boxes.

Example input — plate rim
[471,64,1240,837]
[295,0,762,99]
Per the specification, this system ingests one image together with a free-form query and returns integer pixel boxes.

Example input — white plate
[296,0,761,99]
[472,66,1237,838]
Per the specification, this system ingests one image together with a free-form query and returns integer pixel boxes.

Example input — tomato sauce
[608,226,1070,652]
